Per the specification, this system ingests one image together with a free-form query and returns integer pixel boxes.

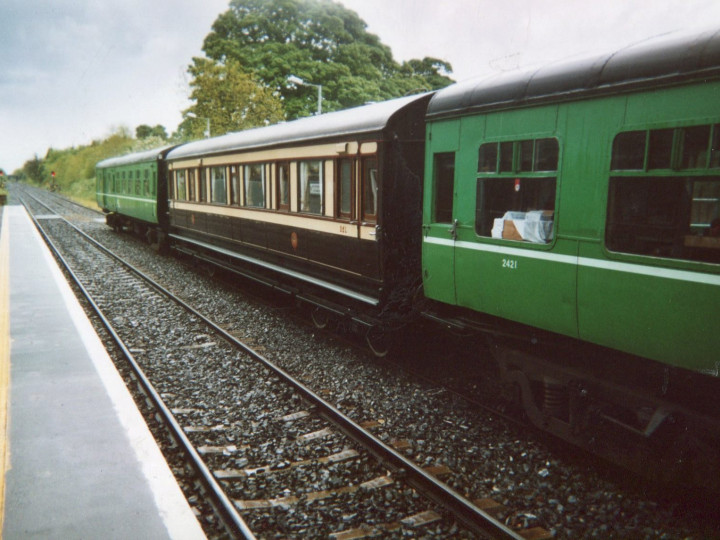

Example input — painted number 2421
[502,258,518,269]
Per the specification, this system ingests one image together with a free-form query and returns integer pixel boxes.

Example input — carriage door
[422,151,458,305]
[102,171,109,208]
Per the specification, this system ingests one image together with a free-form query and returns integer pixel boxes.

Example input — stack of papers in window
[492,210,554,243]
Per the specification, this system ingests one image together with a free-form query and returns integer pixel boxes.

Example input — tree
[136,124,168,140]
[201,0,454,118]
[23,155,46,185]
[178,57,285,140]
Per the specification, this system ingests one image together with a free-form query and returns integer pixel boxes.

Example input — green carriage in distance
[95,145,176,244]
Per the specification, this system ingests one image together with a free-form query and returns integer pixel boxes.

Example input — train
[97,30,720,489]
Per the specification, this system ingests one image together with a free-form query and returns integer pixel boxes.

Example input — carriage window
[176,170,187,201]
[362,157,379,222]
[478,143,498,172]
[230,166,240,205]
[144,169,150,196]
[648,129,674,170]
[613,125,720,172]
[475,137,558,243]
[611,131,646,170]
[187,169,196,201]
[681,125,711,169]
[476,178,556,242]
[211,166,227,204]
[535,138,560,171]
[606,177,720,263]
[244,163,265,208]
[338,158,353,219]
[276,162,290,211]
[198,168,207,202]
[607,124,720,263]
[519,140,534,172]
[499,142,514,172]
[433,152,455,224]
[298,160,323,215]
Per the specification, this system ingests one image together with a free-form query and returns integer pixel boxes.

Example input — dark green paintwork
[96,157,161,225]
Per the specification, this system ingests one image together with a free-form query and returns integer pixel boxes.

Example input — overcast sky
[2,0,720,173]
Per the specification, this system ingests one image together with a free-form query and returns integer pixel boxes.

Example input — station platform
[0,205,206,539]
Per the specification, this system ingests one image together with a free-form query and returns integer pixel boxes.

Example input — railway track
[17,186,531,538]
[13,184,718,539]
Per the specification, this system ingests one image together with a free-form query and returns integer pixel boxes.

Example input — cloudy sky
[2,0,720,173]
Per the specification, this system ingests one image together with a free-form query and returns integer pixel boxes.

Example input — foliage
[22,155,46,185]
[201,0,454,119]
[17,129,136,206]
[136,124,168,139]
[14,127,181,207]
[132,135,172,152]
[178,57,285,140]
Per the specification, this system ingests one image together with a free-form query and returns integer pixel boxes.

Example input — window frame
[276,162,291,212]
[336,157,355,220]
[229,165,240,206]
[198,167,207,202]
[210,165,228,205]
[187,169,196,201]
[606,123,720,264]
[243,162,266,208]
[474,138,559,243]
[175,169,187,201]
[297,159,324,215]
[361,156,379,224]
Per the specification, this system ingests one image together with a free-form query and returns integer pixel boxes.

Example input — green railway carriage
[422,30,720,376]
[96,145,176,236]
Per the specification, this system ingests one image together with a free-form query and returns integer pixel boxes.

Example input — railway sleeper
[493,346,720,493]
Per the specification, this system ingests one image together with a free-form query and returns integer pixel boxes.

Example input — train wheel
[365,327,390,358]
[311,307,329,329]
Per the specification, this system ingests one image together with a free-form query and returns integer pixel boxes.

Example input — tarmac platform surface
[0,205,205,539]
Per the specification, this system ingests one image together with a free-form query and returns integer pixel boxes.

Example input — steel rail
[24,189,523,539]
[19,193,256,540]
